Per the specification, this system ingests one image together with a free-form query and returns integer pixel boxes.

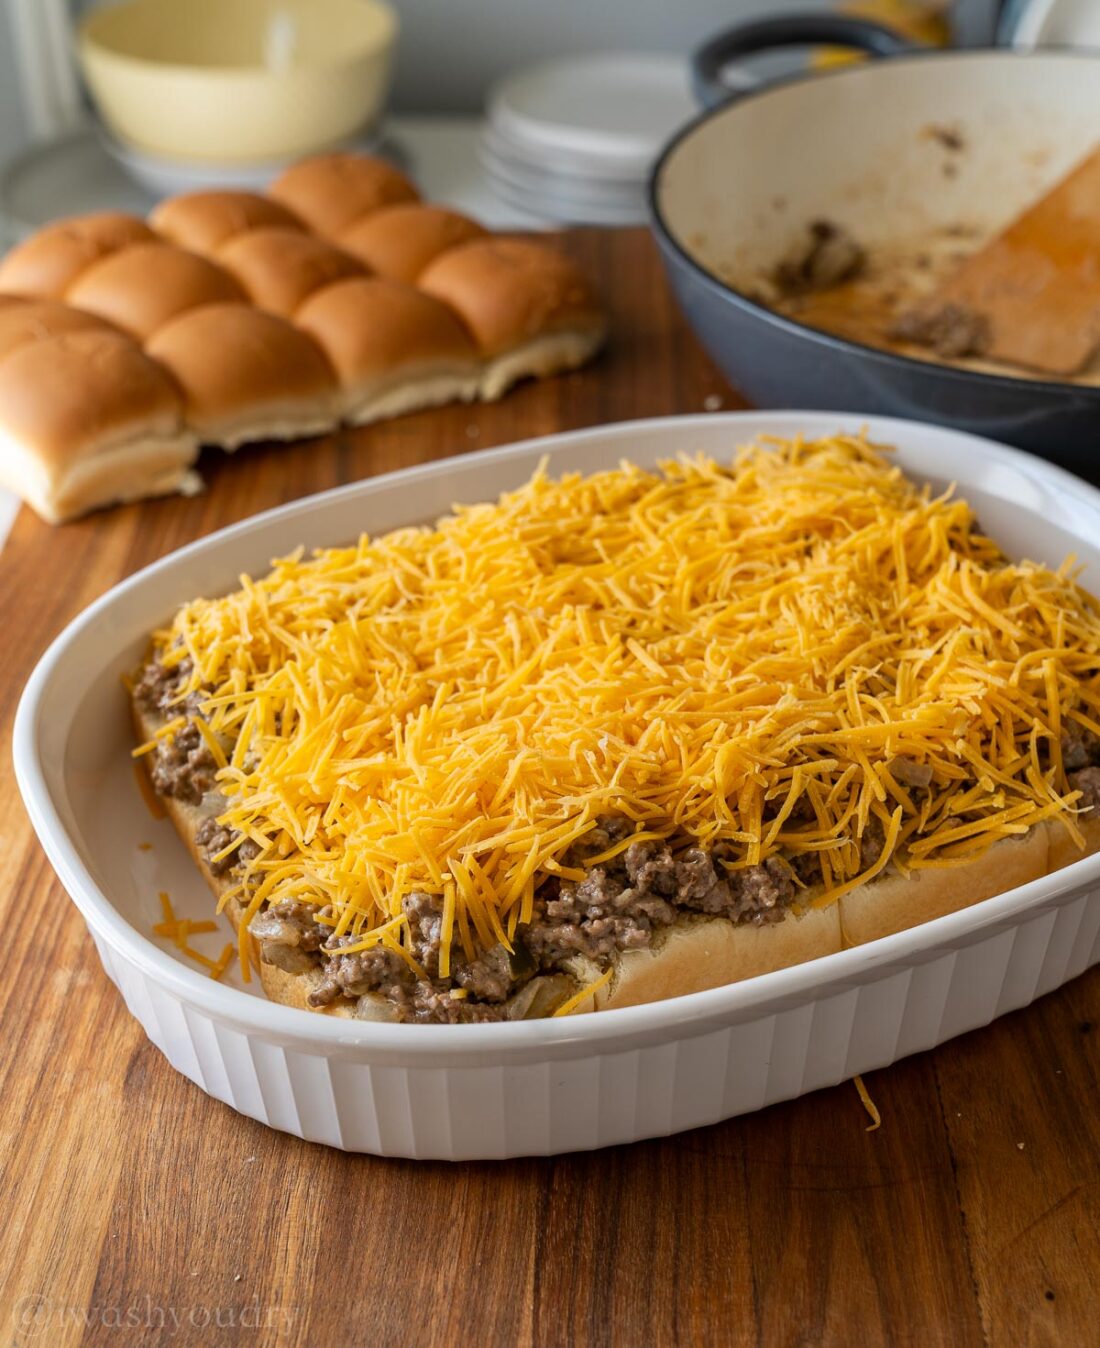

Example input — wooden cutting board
[0,229,1097,1348]
[919,143,1100,375]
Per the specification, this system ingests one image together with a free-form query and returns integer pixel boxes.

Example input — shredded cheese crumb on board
[142,433,1100,975]
[853,1074,882,1132]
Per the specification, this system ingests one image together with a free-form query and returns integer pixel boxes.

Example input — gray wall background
[0,32,29,167]
[385,0,837,110]
[0,0,1002,169]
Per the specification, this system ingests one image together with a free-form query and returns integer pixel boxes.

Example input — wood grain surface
[1,228,1097,1348]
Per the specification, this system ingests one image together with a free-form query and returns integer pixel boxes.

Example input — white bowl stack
[480,54,697,226]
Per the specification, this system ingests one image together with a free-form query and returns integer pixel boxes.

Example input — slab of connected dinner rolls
[296,277,480,423]
[0,151,606,522]
[0,330,197,523]
[67,243,245,340]
[268,153,419,236]
[216,228,365,317]
[337,204,489,283]
[150,190,306,255]
[0,299,118,361]
[146,303,339,448]
[0,212,156,298]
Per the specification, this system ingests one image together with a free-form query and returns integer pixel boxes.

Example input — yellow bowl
[78,0,397,165]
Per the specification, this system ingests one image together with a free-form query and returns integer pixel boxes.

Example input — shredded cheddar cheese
[209,943,236,982]
[853,1074,882,1132]
[153,918,219,942]
[143,434,1100,978]
[154,891,232,978]
[552,966,615,1017]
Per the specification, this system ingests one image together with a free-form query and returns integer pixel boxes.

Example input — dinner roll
[337,204,489,283]
[296,277,480,424]
[419,239,607,398]
[0,329,198,523]
[0,213,157,299]
[146,303,339,449]
[67,243,244,340]
[0,300,117,363]
[216,228,364,317]
[268,153,419,238]
[151,190,306,256]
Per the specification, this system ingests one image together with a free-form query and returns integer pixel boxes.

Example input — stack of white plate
[1001,0,1100,47]
[480,54,697,226]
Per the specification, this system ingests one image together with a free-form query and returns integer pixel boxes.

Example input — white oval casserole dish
[14,412,1100,1159]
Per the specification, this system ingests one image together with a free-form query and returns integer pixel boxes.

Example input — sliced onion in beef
[506,973,574,1020]
[260,941,316,973]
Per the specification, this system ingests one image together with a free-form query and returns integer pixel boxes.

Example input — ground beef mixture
[524,833,798,969]
[774,220,867,296]
[302,891,534,1023]
[891,302,991,359]
[149,722,218,805]
[889,755,934,790]
[246,816,814,1025]
[194,817,260,877]
[860,816,886,870]
[134,654,194,715]
[1062,722,1100,773]
[250,900,336,974]
[140,631,1095,1026]
[1072,768,1100,811]
[235,731,1097,1022]
[137,656,222,805]
[1063,724,1100,811]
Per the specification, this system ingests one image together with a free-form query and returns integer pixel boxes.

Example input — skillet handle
[692,13,914,108]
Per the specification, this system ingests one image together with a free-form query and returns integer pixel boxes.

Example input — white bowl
[78,0,397,165]
[15,412,1100,1159]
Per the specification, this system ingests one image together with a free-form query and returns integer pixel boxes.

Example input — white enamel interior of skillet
[657,51,1100,284]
